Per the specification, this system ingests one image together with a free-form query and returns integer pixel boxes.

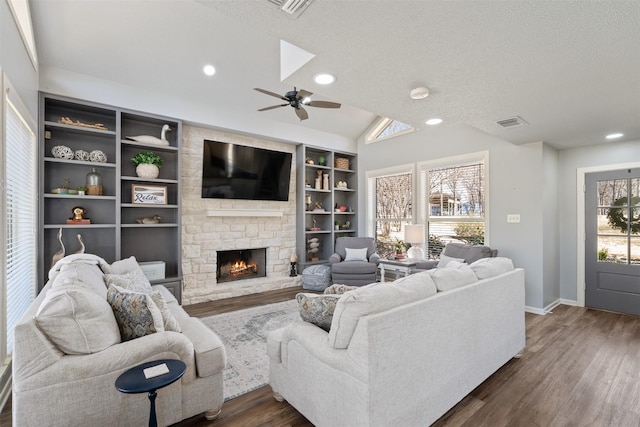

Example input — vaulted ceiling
[30,0,640,150]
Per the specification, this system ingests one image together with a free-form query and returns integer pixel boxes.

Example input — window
[1,75,37,367]
[418,153,488,258]
[367,165,414,259]
[366,117,415,144]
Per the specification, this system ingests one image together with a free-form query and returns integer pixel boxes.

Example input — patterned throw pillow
[324,284,359,295]
[105,267,153,294]
[107,284,164,341]
[151,291,182,333]
[296,293,341,332]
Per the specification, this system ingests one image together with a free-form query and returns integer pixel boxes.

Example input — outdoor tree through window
[422,159,486,258]
[372,172,412,258]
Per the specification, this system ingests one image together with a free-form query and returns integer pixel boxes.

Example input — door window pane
[597,236,628,263]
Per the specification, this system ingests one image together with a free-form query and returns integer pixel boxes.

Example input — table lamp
[405,224,425,259]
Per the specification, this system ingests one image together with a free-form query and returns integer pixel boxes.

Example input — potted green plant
[131,151,163,179]
[76,185,88,196]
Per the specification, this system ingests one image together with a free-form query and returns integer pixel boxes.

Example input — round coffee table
[115,359,186,427]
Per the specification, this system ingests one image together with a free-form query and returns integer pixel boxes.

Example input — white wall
[357,123,553,310]
[557,139,640,303]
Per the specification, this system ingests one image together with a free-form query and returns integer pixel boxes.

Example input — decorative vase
[136,163,160,179]
[323,174,329,190]
[86,168,103,196]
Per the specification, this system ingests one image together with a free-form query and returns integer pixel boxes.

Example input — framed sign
[132,184,167,205]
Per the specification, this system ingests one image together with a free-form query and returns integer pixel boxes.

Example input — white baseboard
[526,298,579,316]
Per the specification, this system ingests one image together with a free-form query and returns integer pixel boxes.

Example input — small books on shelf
[67,219,91,224]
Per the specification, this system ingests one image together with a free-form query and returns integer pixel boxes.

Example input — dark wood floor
[3,288,639,427]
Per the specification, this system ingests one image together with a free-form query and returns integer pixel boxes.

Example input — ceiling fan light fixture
[410,86,430,100]
[203,64,216,76]
[314,73,336,85]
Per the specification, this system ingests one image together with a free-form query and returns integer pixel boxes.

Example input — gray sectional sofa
[12,254,226,427]
[268,257,525,427]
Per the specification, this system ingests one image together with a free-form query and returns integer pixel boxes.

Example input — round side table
[115,359,186,427]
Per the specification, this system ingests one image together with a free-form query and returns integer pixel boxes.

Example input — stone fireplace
[216,248,267,283]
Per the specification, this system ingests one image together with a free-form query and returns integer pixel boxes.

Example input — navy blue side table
[115,359,186,427]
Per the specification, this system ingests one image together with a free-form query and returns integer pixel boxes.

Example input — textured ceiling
[30,0,640,150]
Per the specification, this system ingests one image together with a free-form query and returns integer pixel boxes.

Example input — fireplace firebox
[216,248,266,283]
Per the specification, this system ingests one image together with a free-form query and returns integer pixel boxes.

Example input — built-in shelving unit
[38,93,183,301]
[296,145,357,273]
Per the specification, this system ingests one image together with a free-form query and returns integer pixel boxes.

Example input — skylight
[366,117,415,143]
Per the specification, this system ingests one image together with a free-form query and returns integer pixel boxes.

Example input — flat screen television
[201,140,293,201]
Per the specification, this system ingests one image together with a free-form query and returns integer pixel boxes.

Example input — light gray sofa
[414,242,498,271]
[13,254,226,427]
[268,257,525,427]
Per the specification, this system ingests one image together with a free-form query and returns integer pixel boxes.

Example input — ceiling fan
[254,87,341,121]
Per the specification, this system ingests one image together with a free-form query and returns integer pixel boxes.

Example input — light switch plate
[507,214,520,223]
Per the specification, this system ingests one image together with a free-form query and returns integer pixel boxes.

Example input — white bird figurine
[51,228,65,267]
[74,234,85,254]
[125,124,172,146]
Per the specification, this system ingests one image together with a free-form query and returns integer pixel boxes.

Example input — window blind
[4,94,37,354]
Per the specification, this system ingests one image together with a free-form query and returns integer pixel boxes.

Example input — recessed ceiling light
[410,87,430,100]
[606,132,624,140]
[203,64,216,76]
[314,73,336,85]
[425,118,443,126]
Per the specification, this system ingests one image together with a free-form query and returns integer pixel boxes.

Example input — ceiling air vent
[496,116,528,128]
[266,0,314,17]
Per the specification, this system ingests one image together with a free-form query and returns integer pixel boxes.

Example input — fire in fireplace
[217,248,266,283]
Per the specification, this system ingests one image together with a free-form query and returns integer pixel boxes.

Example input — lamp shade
[404,224,425,244]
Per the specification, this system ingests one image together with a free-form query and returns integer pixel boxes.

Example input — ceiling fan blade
[307,100,341,109]
[258,104,288,111]
[295,106,309,121]
[297,89,313,99]
[254,88,287,101]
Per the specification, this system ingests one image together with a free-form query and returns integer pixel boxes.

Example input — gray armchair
[414,242,498,271]
[329,237,380,286]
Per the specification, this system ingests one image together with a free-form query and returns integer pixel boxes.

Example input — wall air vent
[267,0,314,17]
[496,116,528,128]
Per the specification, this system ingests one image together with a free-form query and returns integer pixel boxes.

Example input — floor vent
[496,116,528,128]
[267,0,313,17]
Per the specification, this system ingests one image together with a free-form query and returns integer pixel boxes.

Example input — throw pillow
[151,291,182,333]
[324,284,360,295]
[51,262,108,299]
[105,267,153,295]
[428,265,478,292]
[35,288,121,354]
[469,257,515,280]
[101,256,139,275]
[296,293,341,332]
[107,284,165,341]
[344,247,368,262]
[437,254,465,268]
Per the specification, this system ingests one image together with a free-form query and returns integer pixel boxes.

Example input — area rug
[200,299,300,401]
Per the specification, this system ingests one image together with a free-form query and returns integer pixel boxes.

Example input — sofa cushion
[35,288,121,354]
[436,254,465,268]
[428,265,478,292]
[107,284,164,341]
[344,247,368,262]
[51,262,107,298]
[329,272,437,349]
[444,243,495,264]
[296,293,341,332]
[470,257,515,279]
[105,267,153,295]
[151,290,182,333]
[331,261,377,274]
